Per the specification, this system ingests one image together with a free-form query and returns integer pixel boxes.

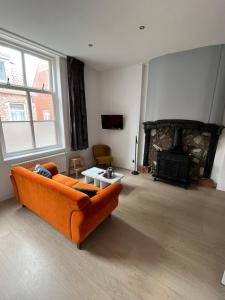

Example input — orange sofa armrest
[42,162,59,176]
[91,183,122,205]
[10,175,20,201]
[81,183,122,215]
[64,188,91,211]
[70,183,122,245]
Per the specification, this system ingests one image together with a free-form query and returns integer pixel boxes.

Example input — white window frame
[0,39,65,161]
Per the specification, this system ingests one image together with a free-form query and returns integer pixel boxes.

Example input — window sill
[3,147,66,163]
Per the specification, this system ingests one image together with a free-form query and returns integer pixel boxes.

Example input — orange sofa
[11,162,122,248]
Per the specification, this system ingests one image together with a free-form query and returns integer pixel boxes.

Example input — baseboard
[0,192,14,202]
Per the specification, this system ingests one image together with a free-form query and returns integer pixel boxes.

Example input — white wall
[138,63,149,165]
[216,146,225,191]
[211,112,225,190]
[99,64,142,170]
[0,163,16,201]
[145,45,225,124]
[0,152,67,201]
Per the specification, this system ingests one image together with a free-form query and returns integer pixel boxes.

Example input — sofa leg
[108,214,111,219]
[77,243,82,250]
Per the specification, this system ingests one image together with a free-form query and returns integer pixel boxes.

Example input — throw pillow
[35,164,52,179]
[72,187,97,198]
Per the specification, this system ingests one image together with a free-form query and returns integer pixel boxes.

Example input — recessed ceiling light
[88,43,93,47]
[139,25,145,30]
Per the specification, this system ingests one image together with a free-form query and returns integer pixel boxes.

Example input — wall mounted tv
[101,115,123,130]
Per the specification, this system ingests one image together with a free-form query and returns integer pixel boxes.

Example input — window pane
[10,103,26,121]
[0,88,29,121]
[0,88,32,153]
[2,122,33,153]
[30,93,55,121]
[0,61,7,81]
[34,121,57,148]
[25,53,50,90]
[0,45,24,85]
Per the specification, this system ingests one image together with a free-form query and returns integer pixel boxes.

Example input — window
[43,110,50,121]
[0,60,6,81]
[0,42,64,159]
[10,103,26,121]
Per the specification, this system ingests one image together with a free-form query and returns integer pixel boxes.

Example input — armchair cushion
[95,155,113,164]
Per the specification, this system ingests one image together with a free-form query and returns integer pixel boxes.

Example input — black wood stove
[154,128,190,188]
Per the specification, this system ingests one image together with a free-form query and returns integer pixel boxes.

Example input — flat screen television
[101,115,123,129]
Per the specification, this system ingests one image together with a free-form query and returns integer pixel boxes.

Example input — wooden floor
[0,170,225,300]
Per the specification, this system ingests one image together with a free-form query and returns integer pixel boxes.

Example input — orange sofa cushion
[53,173,79,187]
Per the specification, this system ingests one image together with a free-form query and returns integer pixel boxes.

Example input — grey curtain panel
[67,57,88,151]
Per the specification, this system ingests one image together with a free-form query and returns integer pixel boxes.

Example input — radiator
[11,152,67,173]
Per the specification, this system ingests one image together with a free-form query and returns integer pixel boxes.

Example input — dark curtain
[67,57,88,150]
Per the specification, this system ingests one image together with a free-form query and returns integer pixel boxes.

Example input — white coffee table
[81,167,124,189]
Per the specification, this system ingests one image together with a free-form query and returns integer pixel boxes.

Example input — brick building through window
[0,48,53,122]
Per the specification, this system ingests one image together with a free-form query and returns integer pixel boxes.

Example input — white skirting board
[222,271,225,286]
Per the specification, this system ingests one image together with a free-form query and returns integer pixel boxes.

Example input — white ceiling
[0,0,225,71]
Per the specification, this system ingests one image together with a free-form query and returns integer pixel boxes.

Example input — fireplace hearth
[143,119,224,187]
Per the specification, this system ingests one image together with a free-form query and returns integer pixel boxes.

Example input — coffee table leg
[85,176,92,184]
[100,181,109,189]
[94,178,100,187]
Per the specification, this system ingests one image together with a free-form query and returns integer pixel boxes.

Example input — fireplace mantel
[143,119,223,132]
[143,119,224,178]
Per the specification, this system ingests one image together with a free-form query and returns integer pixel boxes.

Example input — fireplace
[143,120,224,187]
